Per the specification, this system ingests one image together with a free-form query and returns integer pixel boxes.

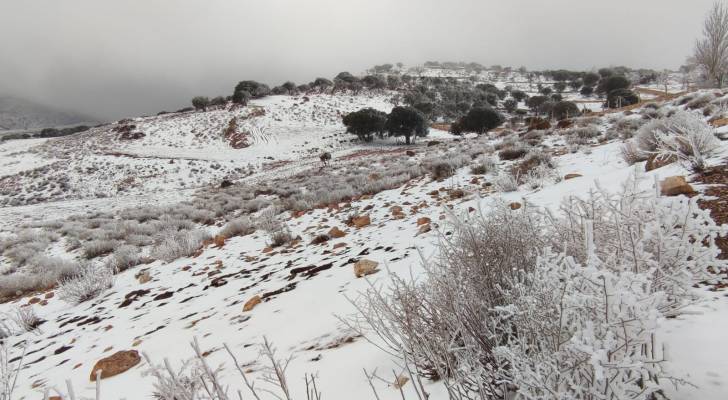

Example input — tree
[451,107,504,135]
[312,77,333,92]
[282,81,297,94]
[552,101,581,120]
[527,95,549,113]
[598,68,615,78]
[511,90,528,103]
[606,89,640,108]
[232,90,251,105]
[209,96,226,107]
[539,86,553,96]
[597,75,631,94]
[385,106,428,144]
[583,72,600,87]
[503,98,518,113]
[553,82,567,93]
[580,86,595,96]
[334,71,357,84]
[234,81,270,99]
[342,108,387,142]
[694,1,728,87]
[191,96,210,111]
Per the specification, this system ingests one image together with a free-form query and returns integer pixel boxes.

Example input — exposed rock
[418,224,432,234]
[449,189,465,199]
[328,227,346,238]
[354,259,379,278]
[406,150,416,157]
[509,202,522,210]
[660,176,695,196]
[136,271,151,284]
[416,217,431,226]
[645,154,677,171]
[220,180,233,188]
[352,215,371,228]
[89,350,141,381]
[426,140,442,147]
[564,173,582,180]
[243,295,262,312]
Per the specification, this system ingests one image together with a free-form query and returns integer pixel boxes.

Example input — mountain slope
[0,96,96,132]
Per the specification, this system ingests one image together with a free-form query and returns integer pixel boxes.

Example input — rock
[709,117,728,127]
[660,176,695,196]
[509,202,522,210]
[45,292,54,299]
[645,154,677,171]
[564,173,582,180]
[243,295,262,312]
[354,259,379,278]
[527,118,551,131]
[328,227,346,238]
[426,140,442,147]
[416,217,431,226]
[136,271,151,284]
[332,242,347,249]
[352,215,371,228]
[418,224,432,234]
[449,189,465,199]
[220,180,233,188]
[89,350,141,381]
[406,150,415,157]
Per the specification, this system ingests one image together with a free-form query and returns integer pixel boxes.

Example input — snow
[1,74,727,400]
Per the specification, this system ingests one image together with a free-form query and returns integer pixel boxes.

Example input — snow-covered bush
[493,171,519,192]
[650,110,721,171]
[10,306,41,333]
[82,239,119,259]
[219,217,255,238]
[352,172,727,399]
[150,230,211,263]
[1,342,24,400]
[470,155,497,175]
[58,263,114,304]
[422,153,470,180]
[106,245,144,272]
[686,92,715,110]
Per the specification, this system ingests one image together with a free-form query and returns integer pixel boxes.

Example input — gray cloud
[0,0,714,120]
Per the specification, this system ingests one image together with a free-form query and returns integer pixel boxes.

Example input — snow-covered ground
[1,70,727,399]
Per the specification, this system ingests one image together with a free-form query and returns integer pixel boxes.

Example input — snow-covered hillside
[1,69,727,400]
[0,96,95,132]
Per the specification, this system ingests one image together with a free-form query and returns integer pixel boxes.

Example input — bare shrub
[650,110,721,171]
[686,92,715,109]
[106,245,144,273]
[620,141,647,165]
[422,154,470,180]
[351,172,727,399]
[82,239,119,259]
[11,307,42,333]
[219,217,255,238]
[493,171,520,192]
[470,155,497,175]
[498,145,529,161]
[58,263,114,304]
[150,230,211,263]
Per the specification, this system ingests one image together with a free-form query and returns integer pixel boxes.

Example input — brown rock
[709,117,728,127]
[332,242,347,249]
[416,217,431,226]
[89,350,141,381]
[28,297,40,304]
[137,271,151,284]
[509,202,522,210]
[564,173,582,180]
[406,150,415,157]
[328,227,346,238]
[352,215,371,228]
[418,224,432,234]
[354,259,379,278]
[660,176,695,196]
[243,295,262,312]
[449,189,465,199]
[45,292,54,299]
[645,154,677,171]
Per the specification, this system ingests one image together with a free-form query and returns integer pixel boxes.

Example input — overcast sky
[0,0,716,120]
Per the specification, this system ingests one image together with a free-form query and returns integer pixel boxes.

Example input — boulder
[351,215,371,228]
[328,227,346,238]
[243,295,262,312]
[509,202,522,210]
[564,173,582,180]
[416,217,431,226]
[405,150,415,157]
[89,350,141,381]
[660,176,695,196]
[354,259,379,278]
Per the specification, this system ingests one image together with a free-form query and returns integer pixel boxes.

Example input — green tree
[452,107,504,134]
[342,108,388,142]
[385,106,428,144]
[191,96,210,111]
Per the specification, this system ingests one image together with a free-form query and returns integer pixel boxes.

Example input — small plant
[58,263,114,304]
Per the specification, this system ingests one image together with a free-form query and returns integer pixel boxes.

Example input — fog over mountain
[0,0,714,120]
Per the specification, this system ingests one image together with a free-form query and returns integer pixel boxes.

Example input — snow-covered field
[1,69,727,400]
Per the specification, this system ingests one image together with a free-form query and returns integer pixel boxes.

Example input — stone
[418,224,432,234]
[449,189,465,199]
[509,202,522,210]
[564,173,582,180]
[406,150,415,156]
[354,259,379,278]
[660,176,694,196]
[243,295,262,312]
[352,215,371,228]
[89,350,141,381]
[416,217,431,226]
[137,271,151,284]
[328,227,346,238]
